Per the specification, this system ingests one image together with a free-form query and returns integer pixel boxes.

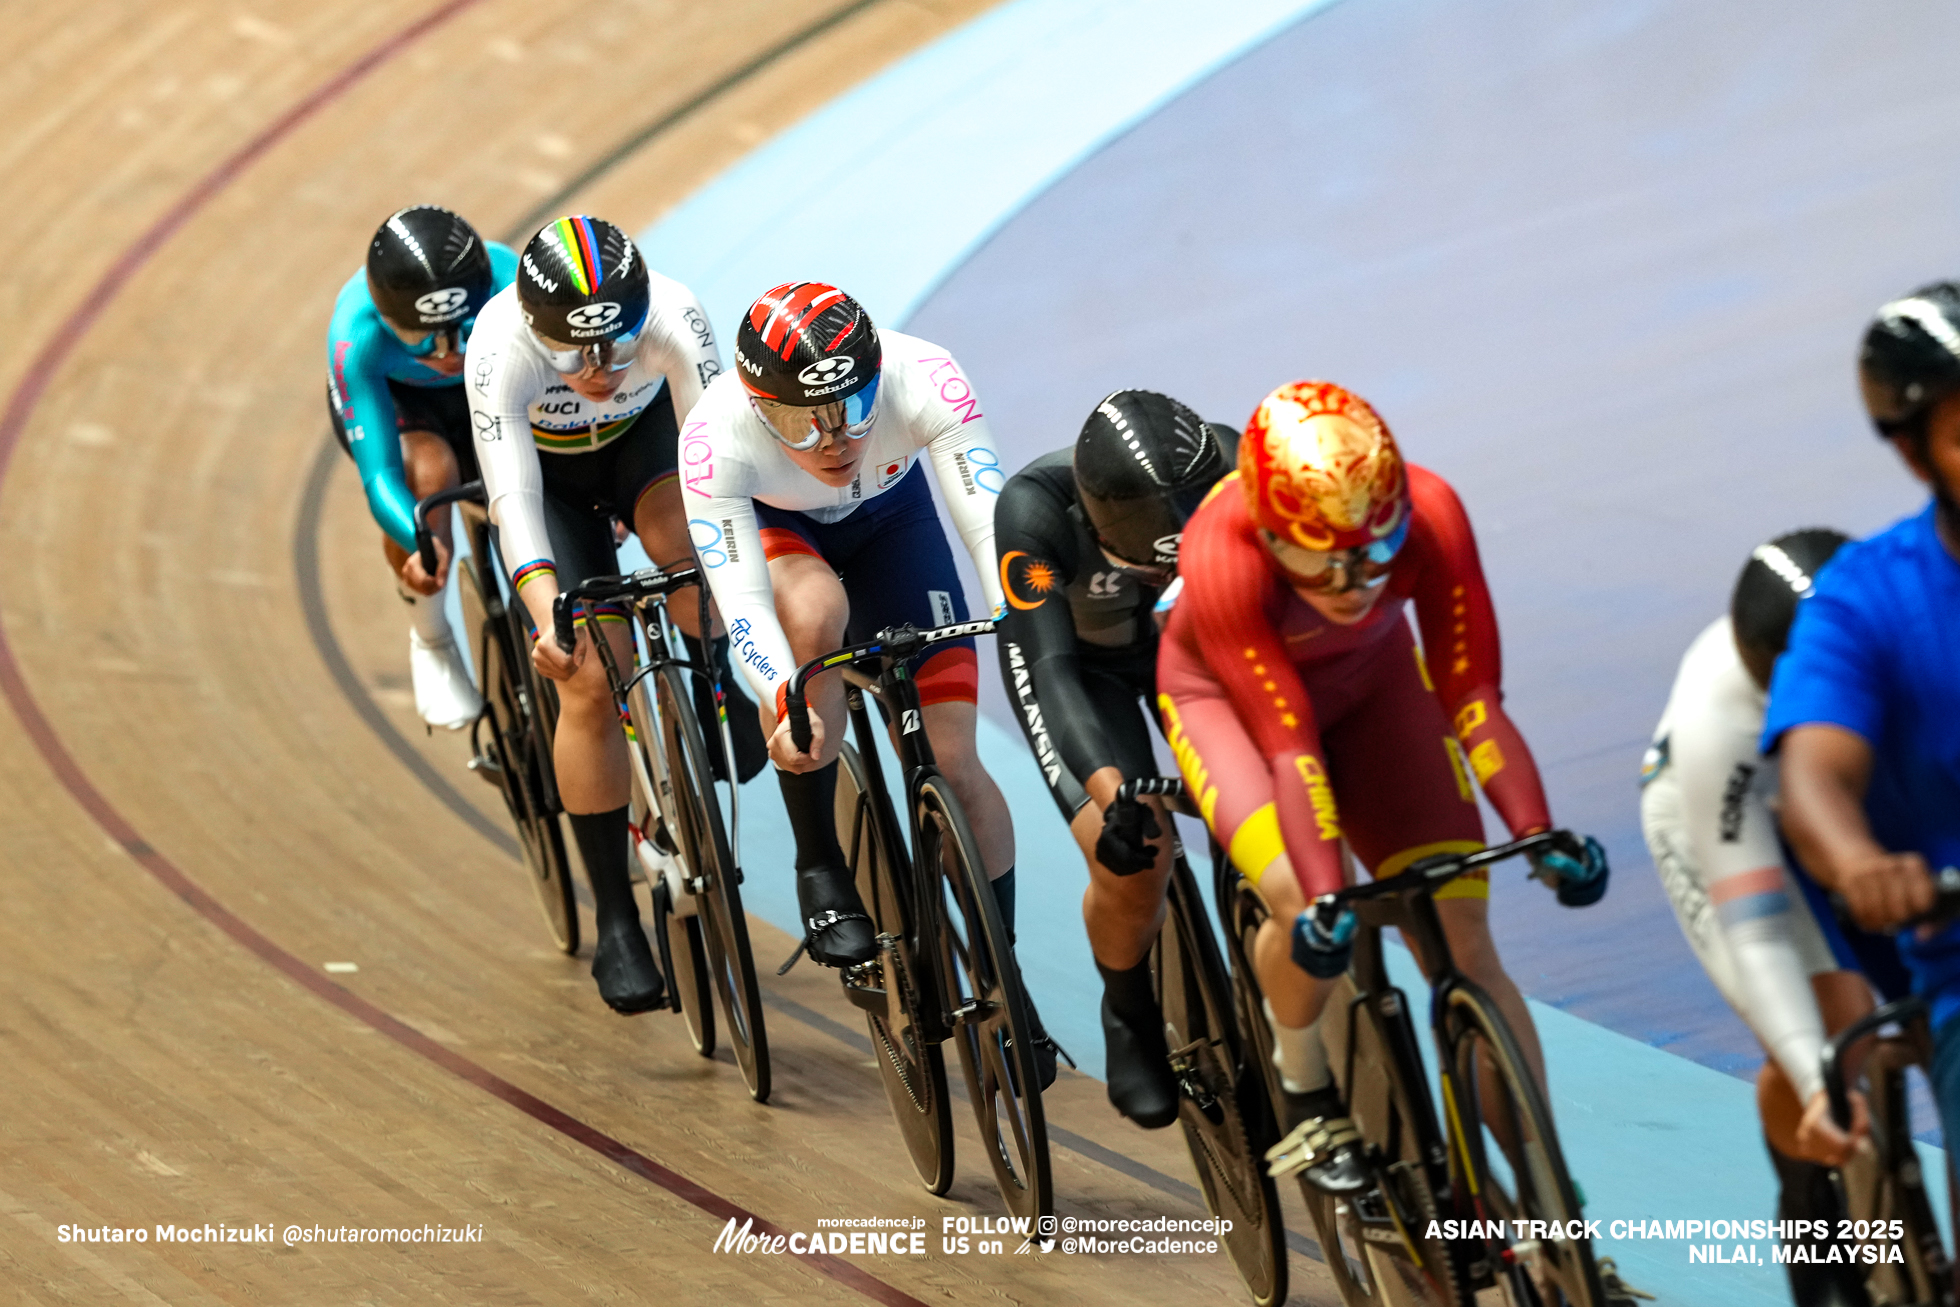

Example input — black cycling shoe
[1017,999,1069,1093]
[1267,1088,1369,1193]
[1101,996,1179,1128]
[591,918,666,1014]
[796,863,876,967]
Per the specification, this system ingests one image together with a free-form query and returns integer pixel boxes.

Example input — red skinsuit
[1158,466,1551,901]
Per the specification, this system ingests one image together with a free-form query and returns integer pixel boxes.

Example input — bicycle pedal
[465,753,503,785]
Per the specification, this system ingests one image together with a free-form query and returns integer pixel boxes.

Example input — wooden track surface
[0,2,1339,1301]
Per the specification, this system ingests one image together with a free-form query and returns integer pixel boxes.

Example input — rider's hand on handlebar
[1095,795,1162,876]
[533,619,587,682]
[1797,1086,1868,1168]
[1529,834,1610,907]
[768,709,826,772]
[1837,849,1936,933]
[401,534,449,596]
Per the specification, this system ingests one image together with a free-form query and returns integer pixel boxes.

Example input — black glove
[1095,795,1162,876]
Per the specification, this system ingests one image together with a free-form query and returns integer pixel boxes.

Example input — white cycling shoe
[410,630,482,730]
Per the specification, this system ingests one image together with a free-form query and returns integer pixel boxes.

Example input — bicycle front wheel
[921,775,1051,1221]
[1440,982,1603,1307]
[1158,857,1287,1307]
[652,662,769,1102]
[838,744,953,1194]
[459,558,577,955]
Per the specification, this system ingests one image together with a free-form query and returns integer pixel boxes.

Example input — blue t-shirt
[1763,501,1960,1024]
[324,242,518,550]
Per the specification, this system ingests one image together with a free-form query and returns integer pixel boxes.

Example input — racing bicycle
[414,483,578,953]
[1117,776,1289,1307]
[785,618,1052,1221]
[1231,832,1613,1307]
[551,569,770,1103]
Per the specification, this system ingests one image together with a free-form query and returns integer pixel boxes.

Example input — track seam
[0,5,931,1304]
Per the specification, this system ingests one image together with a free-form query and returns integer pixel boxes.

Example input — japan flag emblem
[876,455,908,488]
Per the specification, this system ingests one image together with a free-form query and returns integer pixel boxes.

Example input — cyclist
[1642,528,1899,1307]
[993,389,1233,1126]
[467,214,762,1015]
[326,204,512,729]
[1773,282,1960,1159]
[1158,380,1608,1193]
[683,283,1060,1079]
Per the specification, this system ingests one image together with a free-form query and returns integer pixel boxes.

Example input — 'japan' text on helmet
[1239,381,1411,553]
[517,216,650,345]
[1859,282,1960,437]
[1073,390,1229,568]
[366,205,494,332]
[734,283,880,406]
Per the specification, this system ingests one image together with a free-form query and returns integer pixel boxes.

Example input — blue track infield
[635,2,1960,1298]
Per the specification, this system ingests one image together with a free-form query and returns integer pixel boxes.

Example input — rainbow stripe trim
[511,559,556,591]
[553,216,603,295]
[531,415,636,451]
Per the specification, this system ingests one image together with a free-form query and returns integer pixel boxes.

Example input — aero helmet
[1859,282,1960,437]
[366,204,494,345]
[518,216,651,354]
[735,283,881,406]
[1731,528,1849,659]
[1073,390,1229,570]
[1239,381,1411,554]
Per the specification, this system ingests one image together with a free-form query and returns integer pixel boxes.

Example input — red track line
[0,8,927,1305]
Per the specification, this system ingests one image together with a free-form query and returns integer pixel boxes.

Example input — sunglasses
[753,373,881,451]
[536,316,647,376]
[394,318,471,360]
[1261,516,1410,593]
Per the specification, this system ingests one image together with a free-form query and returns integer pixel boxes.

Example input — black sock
[569,806,634,929]
[1097,956,1158,1034]
[991,867,1016,943]
[777,762,845,871]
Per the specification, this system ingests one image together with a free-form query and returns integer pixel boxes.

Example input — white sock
[1264,997,1330,1095]
[401,578,453,646]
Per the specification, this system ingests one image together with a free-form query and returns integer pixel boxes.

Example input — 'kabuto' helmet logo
[798,356,854,387]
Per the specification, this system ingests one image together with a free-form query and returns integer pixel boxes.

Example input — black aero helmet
[1859,282,1960,436]
[735,282,880,405]
[518,216,650,346]
[366,204,493,333]
[1074,390,1229,569]
[1731,528,1849,658]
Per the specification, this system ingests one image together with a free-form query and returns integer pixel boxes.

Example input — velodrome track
[6,1,1958,1303]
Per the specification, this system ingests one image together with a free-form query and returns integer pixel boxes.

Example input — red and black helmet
[734,282,881,406]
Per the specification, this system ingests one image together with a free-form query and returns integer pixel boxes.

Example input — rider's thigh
[768,551,849,659]
[1431,895,1508,986]
[631,477,693,569]
[400,427,461,497]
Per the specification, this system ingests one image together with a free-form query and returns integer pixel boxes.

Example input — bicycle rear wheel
[1440,982,1602,1307]
[1157,856,1287,1307]
[837,743,953,1194]
[459,558,577,955]
[652,662,769,1103]
[922,774,1051,1221]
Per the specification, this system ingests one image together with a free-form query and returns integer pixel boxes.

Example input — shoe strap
[805,907,872,936]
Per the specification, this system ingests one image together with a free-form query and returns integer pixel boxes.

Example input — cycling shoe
[1100,995,1179,1128]
[409,630,482,731]
[796,863,876,967]
[591,917,667,1014]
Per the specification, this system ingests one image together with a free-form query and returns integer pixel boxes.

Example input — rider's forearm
[514,565,561,637]
[1450,686,1552,836]
[1778,724,1882,891]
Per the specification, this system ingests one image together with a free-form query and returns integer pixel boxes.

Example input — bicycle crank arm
[947,998,1001,1026]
